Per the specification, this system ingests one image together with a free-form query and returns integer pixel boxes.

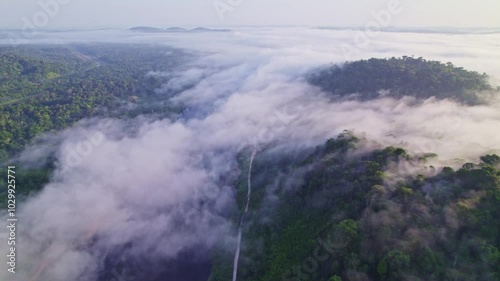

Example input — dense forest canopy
[210,133,500,281]
[309,57,495,104]
[0,44,190,157]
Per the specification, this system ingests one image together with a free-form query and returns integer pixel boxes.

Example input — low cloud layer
[1,27,500,281]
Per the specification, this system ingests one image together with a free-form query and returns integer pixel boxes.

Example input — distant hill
[309,57,494,104]
[129,26,165,33]
[314,26,500,35]
[190,27,231,32]
[165,27,188,32]
[129,26,231,33]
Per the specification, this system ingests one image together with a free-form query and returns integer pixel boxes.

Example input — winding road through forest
[232,147,257,281]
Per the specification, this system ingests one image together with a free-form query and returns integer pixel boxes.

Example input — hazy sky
[0,0,499,29]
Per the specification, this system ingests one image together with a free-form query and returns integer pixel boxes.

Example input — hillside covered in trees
[210,133,500,281]
[309,57,495,104]
[0,44,190,157]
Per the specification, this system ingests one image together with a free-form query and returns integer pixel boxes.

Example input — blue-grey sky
[0,0,499,29]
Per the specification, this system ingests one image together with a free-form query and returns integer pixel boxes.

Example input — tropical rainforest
[0,46,498,281]
[309,57,494,104]
[210,133,500,281]
[0,44,188,156]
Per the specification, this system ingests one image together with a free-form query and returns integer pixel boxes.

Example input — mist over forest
[0,26,499,281]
